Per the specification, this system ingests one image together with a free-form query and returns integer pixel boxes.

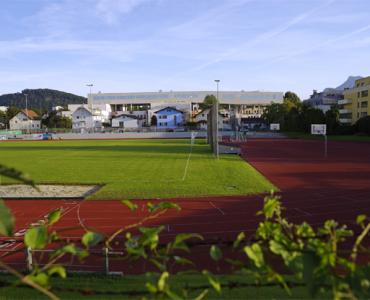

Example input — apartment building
[339,76,370,124]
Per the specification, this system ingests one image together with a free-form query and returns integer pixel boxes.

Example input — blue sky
[1,0,370,99]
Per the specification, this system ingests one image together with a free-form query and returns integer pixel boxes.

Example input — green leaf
[244,243,264,268]
[194,289,209,300]
[173,256,194,266]
[54,244,89,259]
[139,226,164,249]
[145,282,157,293]
[26,273,49,287]
[356,214,367,226]
[121,200,138,211]
[202,271,221,294]
[0,164,35,187]
[47,265,66,278]
[82,231,103,248]
[158,271,169,292]
[261,197,280,219]
[172,233,203,251]
[47,208,61,226]
[210,245,223,261]
[233,232,246,248]
[24,226,48,249]
[0,200,14,236]
[147,201,181,213]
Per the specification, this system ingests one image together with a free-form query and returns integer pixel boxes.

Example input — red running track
[1,139,370,273]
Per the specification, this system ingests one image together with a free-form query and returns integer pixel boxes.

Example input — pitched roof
[21,109,38,120]
[154,106,184,114]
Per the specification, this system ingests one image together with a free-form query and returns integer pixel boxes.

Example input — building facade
[304,88,344,113]
[339,76,370,124]
[111,115,138,128]
[88,90,283,129]
[9,109,41,131]
[72,106,104,132]
[154,107,184,129]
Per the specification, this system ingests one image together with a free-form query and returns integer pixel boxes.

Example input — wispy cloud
[95,0,151,25]
[254,23,370,69]
[186,0,337,73]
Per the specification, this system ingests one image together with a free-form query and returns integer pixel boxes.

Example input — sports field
[0,139,275,199]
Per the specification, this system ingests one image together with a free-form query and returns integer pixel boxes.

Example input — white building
[63,103,111,123]
[72,106,104,132]
[111,115,138,128]
[193,108,231,131]
[0,106,8,112]
[89,91,283,121]
[9,109,41,131]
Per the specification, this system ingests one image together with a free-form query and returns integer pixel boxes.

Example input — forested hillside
[0,89,87,111]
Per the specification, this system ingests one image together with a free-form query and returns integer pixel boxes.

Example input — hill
[0,89,87,111]
[336,76,363,90]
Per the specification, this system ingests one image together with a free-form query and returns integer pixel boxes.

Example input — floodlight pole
[214,80,220,159]
[86,83,93,109]
[25,93,29,134]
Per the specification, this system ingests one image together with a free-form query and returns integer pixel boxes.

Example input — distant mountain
[0,89,87,111]
[336,76,363,90]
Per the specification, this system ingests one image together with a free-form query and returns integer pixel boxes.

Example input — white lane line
[167,224,170,232]
[77,202,89,232]
[294,208,312,216]
[209,201,225,215]
[181,140,194,181]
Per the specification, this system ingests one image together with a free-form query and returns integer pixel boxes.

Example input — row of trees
[262,92,341,134]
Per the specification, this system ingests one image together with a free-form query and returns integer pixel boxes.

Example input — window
[361,90,368,97]
[358,92,361,98]
[77,116,80,119]
[361,101,368,108]
[361,112,367,117]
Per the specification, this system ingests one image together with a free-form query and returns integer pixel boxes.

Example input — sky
[1,0,370,99]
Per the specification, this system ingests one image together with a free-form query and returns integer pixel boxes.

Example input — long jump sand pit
[0,184,100,199]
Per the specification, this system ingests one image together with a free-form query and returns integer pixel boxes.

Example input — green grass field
[0,273,324,299]
[0,139,275,199]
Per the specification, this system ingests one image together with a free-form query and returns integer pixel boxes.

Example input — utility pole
[214,80,220,159]
[25,93,30,134]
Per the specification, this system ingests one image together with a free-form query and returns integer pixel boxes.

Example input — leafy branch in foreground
[219,193,370,300]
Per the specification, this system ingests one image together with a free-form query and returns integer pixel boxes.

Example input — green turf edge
[0,273,330,300]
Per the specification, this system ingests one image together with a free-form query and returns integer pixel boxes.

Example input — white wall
[9,112,41,130]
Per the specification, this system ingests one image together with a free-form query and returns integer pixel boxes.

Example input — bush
[334,124,355,135]
[354,116,370,135]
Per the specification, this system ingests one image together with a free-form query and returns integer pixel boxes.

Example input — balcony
[339,118,352,124]
[338,99,351,105]
[339,109,351,114]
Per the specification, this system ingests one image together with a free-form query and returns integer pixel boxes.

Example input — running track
[1,139,370,272]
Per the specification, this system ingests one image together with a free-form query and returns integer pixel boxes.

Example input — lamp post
[214,80,220,159]
[24,93,30,134]
[86,84,93,110]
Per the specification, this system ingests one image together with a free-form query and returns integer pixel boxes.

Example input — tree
[325,106,340,134]
[199,95,218,110]
[42,111,72,129]
[300,104,326,132]
[151,115,157,126]
[283,91,302,111]
[354,116,370,135]
[5,106,20,126]
[262,102,286,125]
